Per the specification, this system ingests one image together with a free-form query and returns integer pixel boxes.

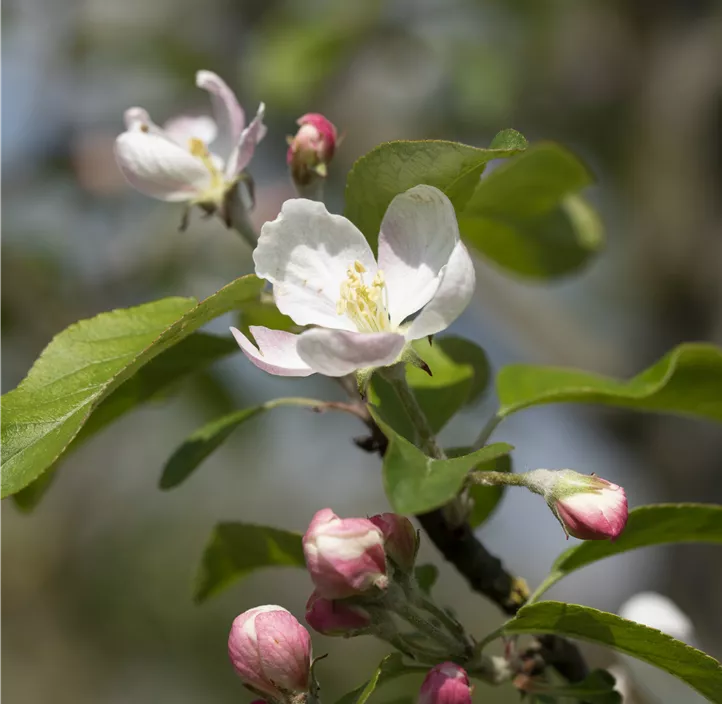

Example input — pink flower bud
[287,113,337,186]
[418,663,473,704]
[303,508,388,599]
[369,513,418,571]
[524,469,628,541]
[305,590,372,636]
[228,605,311,699]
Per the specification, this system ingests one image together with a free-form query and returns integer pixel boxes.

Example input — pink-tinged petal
[196,70,245,149]
[114,130,211,201]
[296,328,405,377]
[556,484,628,541]
[255,610,311,692]
[226,102,267,178]
[163,114,218,146]
[405,240,475,340]
[230,326,314,377]
[254,199,377,330]
[378,185,461,327]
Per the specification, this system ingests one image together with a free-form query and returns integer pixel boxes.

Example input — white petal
[296,328,405,377]
[124,107,162,133]
[226,102,267,178]
[230,326,314,377]
[163,115,218,147]
[378,185,461,327]
[196,70,244,151]
[405,240,475,340]
[114,130,211,201]
[254,199,377,330]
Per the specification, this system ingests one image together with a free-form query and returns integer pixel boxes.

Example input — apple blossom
[418,663,473,704]
[522,469,628,540]
[228,605,311,700]
[114,70,266,221]
[305,590,372,636]
[369,513,418,572]
[287,113,338,188]
[303,508,388,599]
[230,184,475,377]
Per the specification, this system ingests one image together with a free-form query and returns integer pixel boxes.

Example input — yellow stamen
[188,138,226,204]
[337,260,391,332]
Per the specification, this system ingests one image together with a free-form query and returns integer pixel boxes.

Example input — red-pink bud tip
[369,512,418,571]
[418,663,472,704]
[305,590,372,636]
[287,113,338,186]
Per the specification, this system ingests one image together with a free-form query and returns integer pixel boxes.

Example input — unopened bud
[287,113,337,189]
[369,512,418,572]
[303,508,388,599]
[418,663,473,704]
[524,469,628,540]
[305,590,372,636]
[228,605,311,700]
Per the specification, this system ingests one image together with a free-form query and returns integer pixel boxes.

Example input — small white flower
[231,185,475,377]
[114,70,266,212]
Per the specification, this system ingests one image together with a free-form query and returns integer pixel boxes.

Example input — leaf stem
[380,366,445,459]
[472,413,503,450]
[468,471,528,488]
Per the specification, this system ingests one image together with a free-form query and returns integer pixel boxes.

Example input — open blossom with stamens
[230,184,475,377]
[114,70,266,218]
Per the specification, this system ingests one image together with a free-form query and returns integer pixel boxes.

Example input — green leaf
[497,343,722,423]
[369,336,489,442]
[1,275,263,498]
[468,454,512,527]
[11,333,237,511]
[414,564,439,595]
[335,654,424,704]
[194,522,305,603]
[160,397,332,490]
[160,408,265,490]
[489,128,528,151]
[458,143,602,279]
[371,407,513,514]
[345,139,527,248]
[526,670,621,704]
[501,602,722,702]
[531,504,722,601]
[236,295,297,335]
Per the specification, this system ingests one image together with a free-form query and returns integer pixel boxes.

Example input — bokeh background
[3,0,722,702]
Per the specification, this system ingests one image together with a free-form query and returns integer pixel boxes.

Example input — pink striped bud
[303,508,388,599]
[305,590,372,636]
[228,605,311,699]
[287,113,337,187]
[369,513,418,572]
[418,663,472,704]
[524,469,628,540]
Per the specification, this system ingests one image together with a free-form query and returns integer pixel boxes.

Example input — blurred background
[3,0,722,702]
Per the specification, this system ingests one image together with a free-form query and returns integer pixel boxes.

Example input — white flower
[114,70,266,210]
[230,185,475,377]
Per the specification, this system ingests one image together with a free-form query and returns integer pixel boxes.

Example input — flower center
[336,261,390,333]
[188,137,226,202]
